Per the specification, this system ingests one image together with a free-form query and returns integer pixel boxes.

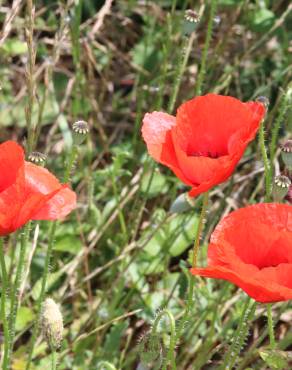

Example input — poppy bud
[281,140,292,171]
[170,192,195,213]
[41,298,63,349]
[183,9,200,35]
[72,120,89,145]
[28,151,47,164]
[272,175,291,202]
[137,331,164,368]
[256,96,269,109]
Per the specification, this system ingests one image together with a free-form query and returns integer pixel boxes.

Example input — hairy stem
[0,239,10,370]
[222,297,256,370]
[195,0,217,96]
[267,304,276,349]
[25,222,57,370]
[259,121,272,201]
[7,224,30,367]
[152,309,177,370]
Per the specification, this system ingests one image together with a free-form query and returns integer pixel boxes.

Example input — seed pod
[183,9,200,35]
[28,151,47,164]
[281,140,292,171]
[41,298,63,349]
[72,120,89,145]
[272,175,291,202]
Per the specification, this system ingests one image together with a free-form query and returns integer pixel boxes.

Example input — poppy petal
[191,265,292,303]
[0,141,24,192]
[191,204,292,303]
[142,111,193,186]
[24,162,76,220]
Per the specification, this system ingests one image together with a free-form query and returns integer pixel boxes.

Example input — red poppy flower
[191,203,292,303]
[0,141,76,236]
[142,94,265,197]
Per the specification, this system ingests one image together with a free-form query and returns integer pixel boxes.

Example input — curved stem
[7,223,30,366]
[195,0,217,96]
[267,304,276,349]
[0,239,10,370]
[152,309,176,370]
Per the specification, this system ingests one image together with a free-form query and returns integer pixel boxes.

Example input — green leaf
[15,307,34,331]
[259,349,289,369]
[141,170,168,198]
[1,39,27,56]
[54,235,82,254]
[32,270,63,301]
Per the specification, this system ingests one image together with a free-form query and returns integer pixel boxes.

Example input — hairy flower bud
[72,120,89,145]
[41,298,63,349]
[272,175,291,202]
[137,331,164,368]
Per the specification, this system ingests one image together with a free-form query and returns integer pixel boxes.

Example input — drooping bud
[72,120,89,145]
[137,331,164,368]
[41,298,63,349]
[170,192,195,213]
[272,175,291,202]
[28,151,47,164]
[281,140,292,171]
[256,96,269,109]
[183,9,200,35]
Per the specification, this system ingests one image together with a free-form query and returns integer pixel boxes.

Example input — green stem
[195,0,217,96]
[25,0,36,153]
[26,138,78,369]
[25,222,57,370]
[168,34,195,114]
[51,350,57,370]
[192,192,209,268]
[64,145,78,183]
[270,90,291,164]
[267,304,276,349]
[259,121,272,202]
[0,239,10,370]
[175,192,209,341]
[222,297,256,370]
[7,223,30,366]
[152,309,176,370]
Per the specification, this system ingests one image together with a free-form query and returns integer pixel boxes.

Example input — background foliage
[0,0,292,369]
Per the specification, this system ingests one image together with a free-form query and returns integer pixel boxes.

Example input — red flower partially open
[0,141,76,236]
[142,94,265,197]
[191,203,292,303]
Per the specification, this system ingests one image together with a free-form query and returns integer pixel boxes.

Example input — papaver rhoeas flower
[191,204,292,303]
[0,141,76,236]
[142,94,265,197]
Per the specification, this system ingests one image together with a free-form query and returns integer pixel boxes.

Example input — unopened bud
[281,140,292,170]
[272,175,291,202]
[170,192,195,213]
[183,10,200,35]
[137,331,163,367]
[28,151,47,164]
[256,96,269,109]
[41,298,63,349]
[72,120,89,145]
